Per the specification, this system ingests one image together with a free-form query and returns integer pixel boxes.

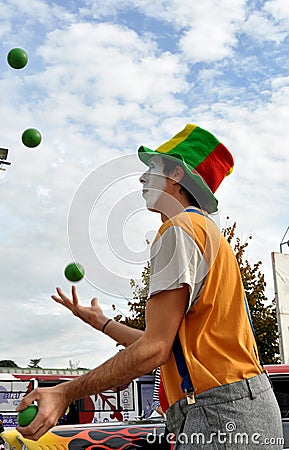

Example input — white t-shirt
[149,224,208,311]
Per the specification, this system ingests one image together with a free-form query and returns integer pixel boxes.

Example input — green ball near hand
[7,48,28,69]
[64,263,85,282]
[18,405,38,427]
[22,128,42,148]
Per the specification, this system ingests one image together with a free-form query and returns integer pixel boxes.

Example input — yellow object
[1,428,71,449]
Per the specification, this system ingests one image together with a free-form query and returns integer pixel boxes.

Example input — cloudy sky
[0,0,288,370]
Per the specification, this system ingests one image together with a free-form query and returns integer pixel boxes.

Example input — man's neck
[160,197,191,223]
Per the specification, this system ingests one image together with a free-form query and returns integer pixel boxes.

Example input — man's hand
[51,286,143,347]
[51,285,108,331]
[16,385,68,442]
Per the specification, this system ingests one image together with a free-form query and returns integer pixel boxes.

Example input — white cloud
[80,0,246,63]
[264,0,289,23]
[0,0,75,27]
[36,22,188,103]
[271,76,289,90]
[179,27,236,63]
[177,0,245,62]
[242,0,289,44]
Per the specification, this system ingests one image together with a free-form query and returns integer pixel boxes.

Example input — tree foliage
[0,360,19,367]
[113,260,150,332]
[28,358,42,368]
[114,221,280,363]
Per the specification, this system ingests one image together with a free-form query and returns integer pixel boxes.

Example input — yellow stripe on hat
[155,124,198,154]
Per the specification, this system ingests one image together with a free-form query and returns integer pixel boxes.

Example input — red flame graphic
[53,425,156,449]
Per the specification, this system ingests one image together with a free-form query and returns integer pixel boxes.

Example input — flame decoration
[53,426,157,449]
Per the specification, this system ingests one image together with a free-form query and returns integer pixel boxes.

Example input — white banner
[272,252,289,363]
[0,380,31,411]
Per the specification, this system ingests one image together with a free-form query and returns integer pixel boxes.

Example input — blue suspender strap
[173,334,196,404]
[172,297,264,406]
[184,207,208,218]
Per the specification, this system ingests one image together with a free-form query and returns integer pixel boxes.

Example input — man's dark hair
[162,156,205,209]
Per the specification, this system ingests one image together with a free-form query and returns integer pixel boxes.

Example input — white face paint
[140,155,167,211]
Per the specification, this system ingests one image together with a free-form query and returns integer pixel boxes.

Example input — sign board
[0,380,33,412]
[0,379,36,428]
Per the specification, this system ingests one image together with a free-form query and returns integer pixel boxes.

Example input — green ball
[22,128,42,148]
[18,405,38,427]
[7,48,28,69]
[64,263,85,282]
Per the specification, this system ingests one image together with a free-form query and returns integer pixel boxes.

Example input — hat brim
[138,146,218,214]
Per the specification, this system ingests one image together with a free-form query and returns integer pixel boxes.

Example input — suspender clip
[185,389,195,404]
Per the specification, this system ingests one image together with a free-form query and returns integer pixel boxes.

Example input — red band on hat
[194,143,234,193]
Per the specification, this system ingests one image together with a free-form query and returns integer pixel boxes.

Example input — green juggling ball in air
[22,128,42,148]
[64,263,85,282]
[7,48,28,69]
[18,405,38,427]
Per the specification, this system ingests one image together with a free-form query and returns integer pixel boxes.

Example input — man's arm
[52,286,143,347]
[17,284,189,441]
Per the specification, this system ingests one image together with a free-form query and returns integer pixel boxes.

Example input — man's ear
[168,165,185,184]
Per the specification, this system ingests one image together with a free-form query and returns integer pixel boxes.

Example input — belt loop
[246,378,256,400]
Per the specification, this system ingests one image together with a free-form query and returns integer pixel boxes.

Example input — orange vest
[156,211,262,406]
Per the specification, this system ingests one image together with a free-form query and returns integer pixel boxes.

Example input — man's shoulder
[157,212,188,235]
[154,210,218,245]
[161,210,209,231]
[154,212,195,243]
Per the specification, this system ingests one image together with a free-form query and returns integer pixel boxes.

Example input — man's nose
[139,171,147,184]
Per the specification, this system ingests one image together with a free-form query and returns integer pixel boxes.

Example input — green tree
[28,358,42,368]
[112,260,150,332]
[115,222,280,363]
[0,360,19,367]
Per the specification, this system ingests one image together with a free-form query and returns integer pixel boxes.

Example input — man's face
[139,155,167,211]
